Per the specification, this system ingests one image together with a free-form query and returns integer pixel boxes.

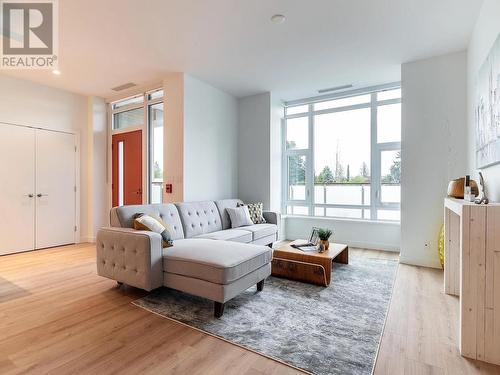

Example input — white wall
[82,96,108,242]
[285,216,400,252]
[91,97,108,238]
[0,74,88,132]
[0,74,106,243]
[163,73,185,203]
[0,74,88,242]
[163,73,239,203]
[238,92,272,208]
[238,91,284,211]
[400,52,468,268]
[270,93,283,212]
[183,75,238,201]
[467,0,500,202]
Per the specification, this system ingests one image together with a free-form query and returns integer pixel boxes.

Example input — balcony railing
[287,182,400,220]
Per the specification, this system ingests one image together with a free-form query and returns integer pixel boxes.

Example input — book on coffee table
[290,243,319,252]
[289,229,321,252]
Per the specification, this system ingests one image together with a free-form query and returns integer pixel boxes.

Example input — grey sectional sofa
[96,199,279,317]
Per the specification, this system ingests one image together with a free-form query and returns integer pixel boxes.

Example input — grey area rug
[133,256,398,375]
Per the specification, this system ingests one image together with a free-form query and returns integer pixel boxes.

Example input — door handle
[37,194,48,197]
[26,194,34,198]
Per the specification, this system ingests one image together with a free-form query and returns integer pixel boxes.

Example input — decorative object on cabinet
[474,171,489,205]
[438,224,445,268]
[447,177,479,199]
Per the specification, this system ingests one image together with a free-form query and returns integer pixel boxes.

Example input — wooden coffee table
[271,240,349,286]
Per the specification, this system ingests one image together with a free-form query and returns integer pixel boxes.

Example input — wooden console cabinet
[444,198,500,365]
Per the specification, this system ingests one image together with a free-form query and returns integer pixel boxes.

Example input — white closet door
[35,130,76,249]
[0,124,36,255]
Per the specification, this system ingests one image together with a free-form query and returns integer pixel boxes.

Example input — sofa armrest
[263,211,281,242]
[263,211,280,225]
[96,227,163,291]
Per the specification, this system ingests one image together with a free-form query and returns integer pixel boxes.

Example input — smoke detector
[271,14,286,24]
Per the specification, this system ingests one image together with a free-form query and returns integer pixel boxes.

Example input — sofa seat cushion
[162,239,272,284]
[240,224,277,240]
[194,229,252,243]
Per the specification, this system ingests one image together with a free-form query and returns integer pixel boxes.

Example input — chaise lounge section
[96,199,279,317]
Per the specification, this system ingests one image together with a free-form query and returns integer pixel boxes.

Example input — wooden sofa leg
[214,302,225,318]
[257,279,265,292]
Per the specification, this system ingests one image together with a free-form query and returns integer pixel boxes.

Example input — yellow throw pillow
[133,213,173,248]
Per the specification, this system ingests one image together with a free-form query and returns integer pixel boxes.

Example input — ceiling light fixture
[318,84,353,94]
[271,14,285,24]
[52,69,61,75]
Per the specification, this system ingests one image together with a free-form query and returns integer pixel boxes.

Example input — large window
[110,89,164,204]
[283,86,401,221]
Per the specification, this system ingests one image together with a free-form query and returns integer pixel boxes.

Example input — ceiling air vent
[318,84,353,94]
[111,82,137,92]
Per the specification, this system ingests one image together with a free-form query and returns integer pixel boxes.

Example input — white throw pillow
[226,206,254,228]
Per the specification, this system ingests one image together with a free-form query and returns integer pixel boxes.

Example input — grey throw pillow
[238,202,267,224]
[226,206,254,228]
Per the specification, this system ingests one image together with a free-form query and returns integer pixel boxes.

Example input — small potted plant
[317,228,333,253]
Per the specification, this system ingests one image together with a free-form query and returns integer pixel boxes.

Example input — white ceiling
[1,0,483,101]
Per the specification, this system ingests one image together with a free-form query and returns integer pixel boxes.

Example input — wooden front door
[112,130,143,207]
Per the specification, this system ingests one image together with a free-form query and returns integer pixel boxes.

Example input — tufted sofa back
[175,201,223,238]
[214,199,244,229]
[111,203,185,240]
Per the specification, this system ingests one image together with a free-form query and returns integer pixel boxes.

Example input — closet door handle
[37,194,48,198]
[26,194,34,198]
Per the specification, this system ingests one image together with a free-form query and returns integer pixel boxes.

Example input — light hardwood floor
[0,244,499,375]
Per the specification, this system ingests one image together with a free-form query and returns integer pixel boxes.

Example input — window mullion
[370,93,379,221]
[281,118,287,214]
[308,104,314,216]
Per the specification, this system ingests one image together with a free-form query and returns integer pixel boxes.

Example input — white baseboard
[283,238,400,253]
[343,241,400,253]
[398,255,442,269]
[79,237,95,244]
[284,216,401,253]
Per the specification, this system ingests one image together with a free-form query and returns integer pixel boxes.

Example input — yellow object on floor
[438,224,445,268]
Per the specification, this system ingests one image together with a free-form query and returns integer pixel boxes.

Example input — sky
[286,98,401,178]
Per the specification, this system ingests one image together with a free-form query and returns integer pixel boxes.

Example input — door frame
[0,121,80,245]
[106,88,164,214]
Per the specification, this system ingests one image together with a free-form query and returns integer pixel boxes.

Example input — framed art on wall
[475,32,500,168]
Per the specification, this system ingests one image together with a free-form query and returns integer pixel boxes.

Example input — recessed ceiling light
[271,14,285,24]
[52,69,61,75]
